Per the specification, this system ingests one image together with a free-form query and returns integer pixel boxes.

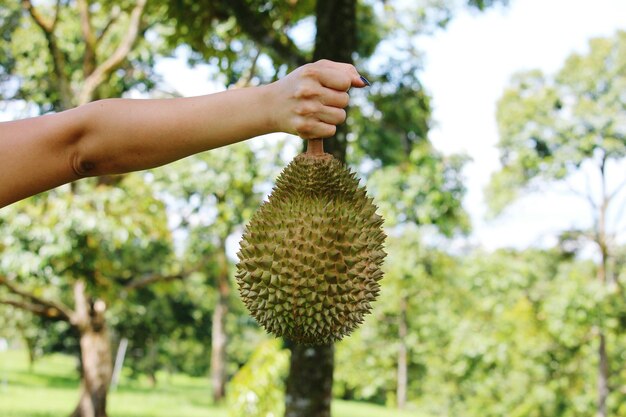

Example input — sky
[417,0,626,250]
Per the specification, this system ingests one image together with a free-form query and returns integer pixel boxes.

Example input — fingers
[297,122,337,140]
[318,105,347,126]
[272,59,368,138]
[292,101,346,138]
[321,89,350,108]
[303,60,367,91]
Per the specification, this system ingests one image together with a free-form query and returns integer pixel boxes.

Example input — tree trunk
[597,332,609,417]
[595,156,610,417]
[70,281,112,417]
[284,2,357,417]
[211,248,230,403]
[18,325,39,371]
[71,328,113,417]
[397,297,408,409]
[285,342,335,417]
[313,0,357,163]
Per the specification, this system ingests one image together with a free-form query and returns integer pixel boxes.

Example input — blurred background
[0,1,625,416]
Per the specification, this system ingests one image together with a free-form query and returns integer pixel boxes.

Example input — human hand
[266,59,368,139]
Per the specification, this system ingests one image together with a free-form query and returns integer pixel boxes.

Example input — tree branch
[611,190,626,233]
[0,299,69,320]
[77,0,97,77]
[564,179,598,212]
[96,6,122,44]
[233,47,262,88]
[227,0,307,68]
[608,176,626,203]
[78,0,147,105]
[21,0,53,33]
[22,0,73,109]
[124,271,188,291]
[0,276,73,321]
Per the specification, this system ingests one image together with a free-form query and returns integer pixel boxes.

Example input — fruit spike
[236,140,386,345]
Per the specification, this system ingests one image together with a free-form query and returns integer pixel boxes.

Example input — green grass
[0,350,423,417]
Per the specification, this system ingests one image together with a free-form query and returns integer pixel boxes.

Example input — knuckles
[296,120,336,139]
[300,64,320,81]
[296,120,315,139]
[293,84,317,100]
[338,92,350,108]
[295,101,321,117]
[336,108,347,124]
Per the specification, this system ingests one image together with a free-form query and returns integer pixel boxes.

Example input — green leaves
[488,30,626,216]
[226,339,290,417]
[0,174,174,299]
[368,143,470,235]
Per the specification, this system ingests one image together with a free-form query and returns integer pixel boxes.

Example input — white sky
[418,0,626,250]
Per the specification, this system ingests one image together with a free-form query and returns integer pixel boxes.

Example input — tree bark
[70,281,112,417]
[595,155,610,417]
[285,342,335,417]
[285,2,357,417]
[22,0,74,110]
[397,297,408,409]
[597,332,609,417]
[71,328,113,417]
[312,0,357,163]
[211,248,230,403]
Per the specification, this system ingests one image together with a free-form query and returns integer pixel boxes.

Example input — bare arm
[0,60,365,208]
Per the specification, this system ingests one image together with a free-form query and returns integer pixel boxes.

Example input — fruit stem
[307,138,324,155]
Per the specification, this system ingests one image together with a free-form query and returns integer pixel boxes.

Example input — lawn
[0,350,423,417]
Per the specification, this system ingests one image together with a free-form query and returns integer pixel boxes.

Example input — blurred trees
[0,1,174,416]
[0,176,177,417]
[151,142,270,401]
[226,340,290,417]
[334,246,626,416]
[0,0,167,111]
[487,30,626,417]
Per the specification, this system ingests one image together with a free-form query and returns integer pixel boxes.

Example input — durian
[236,139,386,345]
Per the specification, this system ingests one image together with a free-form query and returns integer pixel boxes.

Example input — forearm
[0,59,364,208]
[74,86,276,176]
[0,86,275,207]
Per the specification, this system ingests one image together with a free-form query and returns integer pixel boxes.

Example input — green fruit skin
[236,153,386,345]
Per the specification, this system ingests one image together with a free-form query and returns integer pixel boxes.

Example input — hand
[267,60,367,139]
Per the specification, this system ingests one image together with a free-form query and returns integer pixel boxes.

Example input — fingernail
[360,75,371,86]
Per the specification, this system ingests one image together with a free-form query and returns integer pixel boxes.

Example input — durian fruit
[236,139,386,345]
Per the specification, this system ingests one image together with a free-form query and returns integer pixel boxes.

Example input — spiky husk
[236,152,386,345]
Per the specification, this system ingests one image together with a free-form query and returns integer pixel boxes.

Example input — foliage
[350,72,431,167]
[9,3,614,417]
[335,233,461,406]
[163,0,385,84]
[486,30,626,416]
[486,30,626,214]
[226,339,290,417]
[0,173,178,402]
[109,273,214,378]
[368,144,470,234]
[335,247,626,416]
[0,175,174,297]
[0,1,168,111]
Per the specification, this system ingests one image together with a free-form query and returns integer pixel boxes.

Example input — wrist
[257,83,281,134]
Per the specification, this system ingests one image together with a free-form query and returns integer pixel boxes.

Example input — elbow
[66,101,106,178]
[69,151,98,178]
